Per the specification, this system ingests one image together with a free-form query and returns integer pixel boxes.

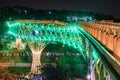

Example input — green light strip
[6,21,98,61]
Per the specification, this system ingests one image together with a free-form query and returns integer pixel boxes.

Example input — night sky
[0,0,120,18]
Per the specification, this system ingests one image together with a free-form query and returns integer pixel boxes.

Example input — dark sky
[0,0,120,18]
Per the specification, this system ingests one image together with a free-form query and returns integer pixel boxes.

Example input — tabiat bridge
[6,20,120,80]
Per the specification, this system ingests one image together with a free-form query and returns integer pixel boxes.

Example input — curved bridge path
[6,20,120,80]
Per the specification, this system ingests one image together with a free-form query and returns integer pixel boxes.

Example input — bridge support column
[13,37,25,50]
[105,33,109,48]
[91,28,94,36]
[98,30,101,41]
[28,42,45,73]
[93,28,95,36]
[114,37,120,59]
[94,29,97,38]
[102,31,106,45]
[108,34,114,51]
[113,28,120,59]
[31,52,41,73]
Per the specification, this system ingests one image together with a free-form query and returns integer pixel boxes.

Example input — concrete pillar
[28,42,45,73]
[88,27,91,34]
[113,30,117,57]
[105,33,109,48]
[31,52,41,73]
[102,30,106,45]
[100,30,103,43]
[15,37,25,50]
[96,29,99,39]
[98,29,101,41]
[115,37,120,58]
[108,34,114,51]
[93,28,95,36]
[95,29,97,38]
[91,27,94,36]
[91,28,94,36]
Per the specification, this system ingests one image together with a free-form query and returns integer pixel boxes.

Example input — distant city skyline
[0,0,120,18]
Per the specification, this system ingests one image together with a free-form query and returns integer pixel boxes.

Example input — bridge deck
[14,20,66,26]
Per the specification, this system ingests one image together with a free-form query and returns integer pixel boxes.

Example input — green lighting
[6,20,100,62]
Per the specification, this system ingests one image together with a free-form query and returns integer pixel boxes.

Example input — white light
[48,11,52,14]
[46,52,51,56]
[24,10,28,15]
[86,74,91,80]
[76,53,80,56]
[35,30,39,34]
[24,10,27,13]
[89,17,92,20]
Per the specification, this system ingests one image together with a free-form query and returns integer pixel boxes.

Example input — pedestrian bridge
[6,20,120,80]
